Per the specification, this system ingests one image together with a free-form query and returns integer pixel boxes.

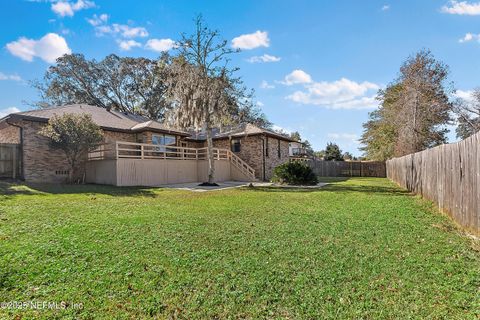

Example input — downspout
[6,119,24,180]
[262,135,266,181]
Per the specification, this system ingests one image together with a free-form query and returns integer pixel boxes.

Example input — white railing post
[141,145,144,159]
[116,141,119,159]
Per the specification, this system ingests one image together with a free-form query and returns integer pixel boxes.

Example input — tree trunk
[206,123,215,184]
[69,161,75,184]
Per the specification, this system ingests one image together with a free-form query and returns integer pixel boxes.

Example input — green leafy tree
[361,49,453,160]
[324,142,343,161]
[314,150,325,159]
[342,152,354,160]
[33,53,172,120]
[360,84,400,160]
[39,113,103,183]
[302,140,314,155]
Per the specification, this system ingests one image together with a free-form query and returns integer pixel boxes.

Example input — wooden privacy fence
[0,144,21,179]
[308,160,386,177]
[386,131,479,234]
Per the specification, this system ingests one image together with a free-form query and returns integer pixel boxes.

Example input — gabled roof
[2,104,189,136]
[187,123,296,142]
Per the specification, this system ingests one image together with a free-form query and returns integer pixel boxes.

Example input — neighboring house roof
[1,104,189,136]
[187,123,296,142]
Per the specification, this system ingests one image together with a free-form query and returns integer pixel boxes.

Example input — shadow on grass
[245,186,324,193]
[316,177,350,183]
[0,181,158,198]
[322,184,411,196]
[248,181,411,196]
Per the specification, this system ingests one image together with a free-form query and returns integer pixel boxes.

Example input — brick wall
[102,130,138,159]
[0,124,20,144]
[11,120,82,183]
[264,137,290,180]
[213,135,290,180]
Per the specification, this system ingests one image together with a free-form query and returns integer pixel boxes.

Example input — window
[231,138,241,153]
[278,140,281,159]
[152,134,176,152]
[265,137,269,157]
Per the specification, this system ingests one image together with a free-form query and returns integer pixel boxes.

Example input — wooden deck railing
[87,141,256,180]
[114,141,229,160]
[227,150,256,180]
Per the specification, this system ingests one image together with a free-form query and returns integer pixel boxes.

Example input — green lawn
[0,178,479,319]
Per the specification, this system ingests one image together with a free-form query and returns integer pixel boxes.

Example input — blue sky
[1,0,480,155]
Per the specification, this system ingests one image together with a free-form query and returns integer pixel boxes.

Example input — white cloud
[256,101,265,107]
[145,38,176,52]
[51,0,95,17]
[327,133,360,145]
[87,13,108,26]
[459,32,480,42]
[112,24,148,38]
[247,54,281,63]
[281,69,312,85]
[231,31,269,50]
[0,107,20,119]
[441,1,480,15]
[6,33,71,63]
[286,77,380,110]
[94,23,148,38]
[382,4,390,11]
[0,73,22,81]
[260,80,275,89]
[117,40,141,51]
[454,89,475,101]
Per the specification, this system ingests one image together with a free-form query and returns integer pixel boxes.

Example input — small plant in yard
[272,160,318,185]
[39,113,103,183]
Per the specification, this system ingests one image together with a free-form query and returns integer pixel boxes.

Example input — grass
[0,178,479,319]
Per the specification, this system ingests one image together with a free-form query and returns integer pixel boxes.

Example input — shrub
[39,113,103,183]
[272,161,318,185]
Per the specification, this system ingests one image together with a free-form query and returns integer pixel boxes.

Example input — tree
[342,152,354,160]
[302,139,314,155]
[324,142,343,161]
[166,16,246,184]
[33,53,172,120]
[360,84,400,160]
[361,49,453,160]
[234,102,272,129]
[290,131,301,141]
[39,113,103,183]
[395,49,453,154]
[314,150,325,159]
[453,88,480,139]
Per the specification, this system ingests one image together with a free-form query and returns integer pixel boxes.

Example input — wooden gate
[0,144,22,179]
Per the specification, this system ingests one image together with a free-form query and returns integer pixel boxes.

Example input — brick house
[0,104,295,185]
[187,124,292,181]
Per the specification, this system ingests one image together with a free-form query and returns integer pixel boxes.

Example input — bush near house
[272,160,318,185]
[39,113,103,183]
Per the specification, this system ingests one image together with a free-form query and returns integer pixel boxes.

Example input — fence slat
[387,131,480,234]
[307,160,386,178]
